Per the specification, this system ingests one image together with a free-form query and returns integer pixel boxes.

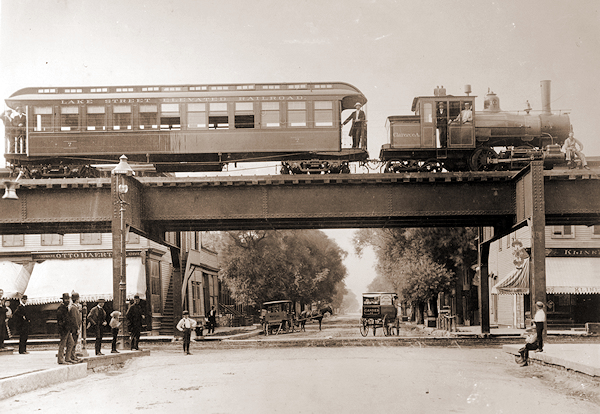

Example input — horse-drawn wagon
[360,292,399,336]
[261,300,296,335]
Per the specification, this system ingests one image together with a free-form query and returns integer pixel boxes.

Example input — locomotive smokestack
[540,80,551,115]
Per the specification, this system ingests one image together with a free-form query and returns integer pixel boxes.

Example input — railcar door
[447,98,475,148]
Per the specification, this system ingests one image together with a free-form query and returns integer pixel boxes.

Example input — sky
[1,0,599,299]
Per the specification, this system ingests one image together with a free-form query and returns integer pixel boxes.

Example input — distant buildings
[0,231,220,336]
[488,225,600,329]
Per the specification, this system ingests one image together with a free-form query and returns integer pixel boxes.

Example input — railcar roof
[9,81,363,98]
[7,81,366,112]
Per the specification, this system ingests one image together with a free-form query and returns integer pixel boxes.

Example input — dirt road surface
[2,345,600,413]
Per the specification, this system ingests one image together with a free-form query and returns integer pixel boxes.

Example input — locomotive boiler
[380,80,571,172]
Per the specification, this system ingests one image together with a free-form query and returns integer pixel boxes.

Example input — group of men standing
[56,293,145,363]
[86,294,145,356]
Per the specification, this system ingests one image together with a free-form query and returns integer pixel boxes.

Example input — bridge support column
[477,228,490,335]
[528,161,547,315]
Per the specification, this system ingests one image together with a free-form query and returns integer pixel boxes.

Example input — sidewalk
[503,343,600,377]
[0,324,260,400]
[0,348,150,400]
[438,325,600,377]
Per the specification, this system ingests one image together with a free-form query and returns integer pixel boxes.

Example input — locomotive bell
[483,89,501,112]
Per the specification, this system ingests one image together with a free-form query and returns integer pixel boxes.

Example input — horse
[299,305,333,331]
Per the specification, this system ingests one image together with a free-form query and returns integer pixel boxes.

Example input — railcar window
[113,105,132,130]
[139,104,158,129]
[449,101,461,120]
[209,103,229,129]
[423,103,432,123]
[314,101,333,127]
[187,103,206,129]
[60,106,79,131]
[261,102,280,127]
[288,102,307,127]
[33,106,53,132]
[87,106,106,131]
[235,102,254,129]
[160,104,181,130]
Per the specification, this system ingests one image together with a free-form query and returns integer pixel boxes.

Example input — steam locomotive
[2,80,571,177]
[380,80,571,172]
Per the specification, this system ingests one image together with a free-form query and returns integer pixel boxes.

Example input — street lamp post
[112,155,134,350]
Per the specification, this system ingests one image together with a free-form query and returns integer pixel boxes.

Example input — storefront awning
[24,257,146,305]
[492,257,600,295]
[0,261,35,298]
[546,257,600,294]
[493,259,530,295]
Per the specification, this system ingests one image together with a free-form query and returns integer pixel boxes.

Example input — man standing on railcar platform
[343,102,366,149]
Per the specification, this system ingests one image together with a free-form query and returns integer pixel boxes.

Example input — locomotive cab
[386,95,476,150]
[382,93,477,171]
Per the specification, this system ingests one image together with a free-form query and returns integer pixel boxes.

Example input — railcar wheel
[470,147,498,171]
[360,318,369,337]
[421,159,444,173]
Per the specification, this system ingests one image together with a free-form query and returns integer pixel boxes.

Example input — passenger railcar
[380,81,571,172]
[3,82,368,177]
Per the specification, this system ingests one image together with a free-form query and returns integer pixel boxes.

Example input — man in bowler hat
[126,294,144,350]
[12,294,31,354]
[87,299,107,355]
[57,293,77,364]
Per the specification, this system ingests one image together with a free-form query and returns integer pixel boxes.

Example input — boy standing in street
[176,311,197,355]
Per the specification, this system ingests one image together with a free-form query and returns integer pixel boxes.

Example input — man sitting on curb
[517,325,538,367]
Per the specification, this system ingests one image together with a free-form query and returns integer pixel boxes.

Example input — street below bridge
[2,317,600,413]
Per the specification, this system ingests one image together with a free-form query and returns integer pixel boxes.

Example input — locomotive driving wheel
[470,147,498,171]
[421,159,444,173]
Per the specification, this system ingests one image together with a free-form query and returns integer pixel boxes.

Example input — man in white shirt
[176,311,197,355]
[533,301,546,352]
[455,102,473,124]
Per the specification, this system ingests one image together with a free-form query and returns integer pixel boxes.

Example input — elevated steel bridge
[1,162,599,334]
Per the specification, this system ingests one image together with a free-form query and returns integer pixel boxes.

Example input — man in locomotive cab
[342,102,366,149]
[436,102,448,147]
[454,102,472,124]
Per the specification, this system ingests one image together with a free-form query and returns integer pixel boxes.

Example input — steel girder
[0,171,598,235]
